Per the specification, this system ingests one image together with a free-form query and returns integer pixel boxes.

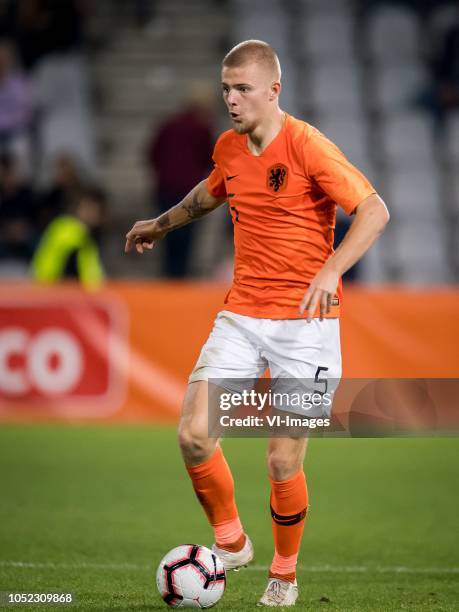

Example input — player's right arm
[124,179,226,254]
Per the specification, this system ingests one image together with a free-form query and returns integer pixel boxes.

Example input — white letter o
[29,328,83,395]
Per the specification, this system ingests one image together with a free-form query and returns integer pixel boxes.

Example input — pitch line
[0,560,458,575]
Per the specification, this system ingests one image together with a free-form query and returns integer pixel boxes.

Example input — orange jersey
[206,113,375,319]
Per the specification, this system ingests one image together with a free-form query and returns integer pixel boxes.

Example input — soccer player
[125,40,389,606]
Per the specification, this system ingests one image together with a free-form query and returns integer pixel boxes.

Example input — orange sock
[186,446,244,552]
[269,470,308,583]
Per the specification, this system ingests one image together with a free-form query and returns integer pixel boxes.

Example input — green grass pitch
[0,425,458,611]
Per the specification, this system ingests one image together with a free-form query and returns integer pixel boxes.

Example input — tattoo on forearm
[159,188,211,232]
[183,191,206,220]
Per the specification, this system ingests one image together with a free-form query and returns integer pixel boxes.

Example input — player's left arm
[299,193,389,321]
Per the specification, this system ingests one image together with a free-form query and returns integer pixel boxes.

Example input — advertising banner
[0,282,457,424]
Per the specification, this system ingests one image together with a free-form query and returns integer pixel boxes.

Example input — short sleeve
[206,163,226,199]
[305,130,375,214]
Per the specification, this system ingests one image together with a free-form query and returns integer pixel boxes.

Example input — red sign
[0,294,127,418]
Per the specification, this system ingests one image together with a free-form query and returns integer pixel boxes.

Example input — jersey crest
[267,163,288,193]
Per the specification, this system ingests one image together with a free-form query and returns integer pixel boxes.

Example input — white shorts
[189,310,342,416]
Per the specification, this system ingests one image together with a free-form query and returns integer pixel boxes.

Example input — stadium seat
[359,231,392,283]
[32,53,96,178]
[366,5,420,65]
[233,13,289,58]
[392,221,452,283]
[231,0,282,13]
[41,108,96,180]
[445,111,459,164]
[307,60,363,114]
[298,13,354,61]
[452,222,459,268]
[32,54,91,112]
[452,171,459,219]
[380,112,435,167]
[371,62,428,112]
[280,88,301,118]
[298,0,353,14]
[386,169,442,222]
[315,113,370,171]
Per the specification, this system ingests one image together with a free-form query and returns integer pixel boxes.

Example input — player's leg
[178,380,217,466]
[258,437,308,607]
[178,380,247,555]
[259,318,341,605]
[179,311,266,567]
[267,437,309,580]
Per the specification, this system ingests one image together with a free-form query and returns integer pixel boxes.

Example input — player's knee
[178,424,213,464]
[267,450,301,481]
[177,426,204,456]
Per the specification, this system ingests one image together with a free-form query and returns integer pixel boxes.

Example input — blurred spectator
[0,39,32,172]
[36,152,85,232]
[115,0,156,29]
[0,152,36,275]
[145,84,215,277]
[31,186,106,289]
[0,0,86,71]
[0,1,95,175]
[431,18,459,115]
[113,0,173,38]
[419,7,459,123]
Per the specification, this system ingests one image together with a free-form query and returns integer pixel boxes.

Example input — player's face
[221,63,277,134]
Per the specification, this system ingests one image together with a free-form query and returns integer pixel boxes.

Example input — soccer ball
[156,544,226,608]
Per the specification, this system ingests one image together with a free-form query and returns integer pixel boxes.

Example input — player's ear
[270,81,281,101]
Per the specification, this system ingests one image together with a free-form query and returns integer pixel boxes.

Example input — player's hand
[124,219,168,254]
[299,265,340,322]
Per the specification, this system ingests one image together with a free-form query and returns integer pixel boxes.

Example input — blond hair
[222,40,281,81]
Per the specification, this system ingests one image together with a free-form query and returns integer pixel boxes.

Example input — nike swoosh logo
[226,175,238,180]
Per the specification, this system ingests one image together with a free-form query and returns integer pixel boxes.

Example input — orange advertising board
[0,282,457,423]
